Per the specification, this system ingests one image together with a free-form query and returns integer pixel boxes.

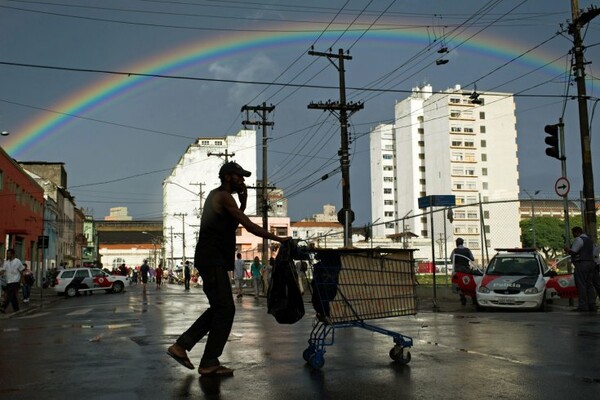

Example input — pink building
[235,216,290,261]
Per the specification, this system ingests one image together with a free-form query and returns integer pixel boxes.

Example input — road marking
[67,308,93,316]
[114,306,131,313]
[18,312,51,319]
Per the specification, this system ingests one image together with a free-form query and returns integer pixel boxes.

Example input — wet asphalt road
[1,283,599,400]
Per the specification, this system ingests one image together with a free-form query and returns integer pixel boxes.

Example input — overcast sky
[1,0,598,226]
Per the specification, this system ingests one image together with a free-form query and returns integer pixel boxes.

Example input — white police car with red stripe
[476,249,558,311]
[53,268,127,297]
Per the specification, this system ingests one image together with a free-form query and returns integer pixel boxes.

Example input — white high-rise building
[370,84,521,262]
[163,130,257,267]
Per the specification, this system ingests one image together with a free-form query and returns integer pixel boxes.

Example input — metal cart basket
[303,248,417,369]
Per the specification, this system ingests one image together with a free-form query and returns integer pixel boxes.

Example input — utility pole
[569,1,598,241]
[169,226,174,271]
[308,48,364,247]
[190,182,205,217]
[174,213,187,264]
[242,102,275,265]
[208,149,235,162]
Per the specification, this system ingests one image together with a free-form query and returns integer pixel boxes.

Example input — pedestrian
[167,161,289,377]
[251,256,263,298]
[184,261,191,291]
[131,269,138,285]
[564,226,597,312]
[450,237,475,305]
[234,253,245,298]
[21,263,35,303]
[0,258,7,309]
[156,262,163,289]
[0,249,25,313]
[140,260,150,293]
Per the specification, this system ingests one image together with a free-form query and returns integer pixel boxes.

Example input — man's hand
[237,183,248,204]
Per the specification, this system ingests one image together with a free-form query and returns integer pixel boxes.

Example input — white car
[53,268,127,297]
[476,249,555,311]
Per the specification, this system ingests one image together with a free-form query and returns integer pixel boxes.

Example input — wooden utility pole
[207,149,235,162]
[569,0,598,241]
[174,213,187,264]
[308,48,364,247]
[190,182,205,217]
[242,103,275,265]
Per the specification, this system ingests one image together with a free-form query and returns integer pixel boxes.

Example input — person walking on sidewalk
[0,249,25,313]
[167,161,289,377]
[234,253,245,298]
[21,263,35,303]
[184,261,191,291]
[250,256,263,299]
[140,260,150,293]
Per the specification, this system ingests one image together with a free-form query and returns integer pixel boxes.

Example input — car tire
[111,281,125,294]
[66,286,78,298]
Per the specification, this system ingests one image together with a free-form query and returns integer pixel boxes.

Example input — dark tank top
[194,188,239,271]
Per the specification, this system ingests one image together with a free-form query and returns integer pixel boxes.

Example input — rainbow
[4,26,567,156]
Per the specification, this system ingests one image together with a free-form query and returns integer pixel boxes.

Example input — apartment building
[370,84,521,262]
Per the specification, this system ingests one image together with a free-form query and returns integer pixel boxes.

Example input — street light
[524,190,541,248]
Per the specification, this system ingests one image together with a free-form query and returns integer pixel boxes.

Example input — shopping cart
[303,247,417,369]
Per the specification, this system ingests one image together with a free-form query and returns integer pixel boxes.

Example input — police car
[53,268,127,297]
[476,249,556,311]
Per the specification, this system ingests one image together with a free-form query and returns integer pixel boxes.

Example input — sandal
[167,346,194,370]
[198,365,234,377]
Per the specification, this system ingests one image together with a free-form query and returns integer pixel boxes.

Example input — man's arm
[218,191,287,242]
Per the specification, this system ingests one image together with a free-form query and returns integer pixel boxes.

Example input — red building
[0,146,45,264]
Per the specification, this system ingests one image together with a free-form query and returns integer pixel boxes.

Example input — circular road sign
[554,177,570,197]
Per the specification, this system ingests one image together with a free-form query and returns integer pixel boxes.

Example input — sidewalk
[0,286,64,320]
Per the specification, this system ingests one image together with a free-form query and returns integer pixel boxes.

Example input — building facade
[370,84,521,262]
[0,147,45,280]
[163,130,258,267]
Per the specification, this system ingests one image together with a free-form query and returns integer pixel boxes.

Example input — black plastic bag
[267,241,305,324]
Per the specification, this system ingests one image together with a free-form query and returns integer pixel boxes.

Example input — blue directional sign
[418,195,456,209]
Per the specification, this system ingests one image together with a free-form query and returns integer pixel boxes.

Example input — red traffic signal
[544,124,561,159]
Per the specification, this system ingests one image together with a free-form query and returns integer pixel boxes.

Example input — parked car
[475,248,557,311]
[53,268,127,297]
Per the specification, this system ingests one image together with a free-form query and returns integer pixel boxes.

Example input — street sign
[418,195,456,209]
[554,177,570,197]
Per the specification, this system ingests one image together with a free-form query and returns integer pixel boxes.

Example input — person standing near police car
[451,238,475,305]
[564,226,597,312]
[167,161,289,377]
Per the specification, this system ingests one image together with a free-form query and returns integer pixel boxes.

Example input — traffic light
[544,124,561,159]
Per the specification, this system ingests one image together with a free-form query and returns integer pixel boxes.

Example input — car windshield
[485,256,539,276]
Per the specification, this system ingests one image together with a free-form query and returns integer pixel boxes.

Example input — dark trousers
[176,266,235,367]
[3,282,20,312]
[574,261,597,310]
[184,277,191,290]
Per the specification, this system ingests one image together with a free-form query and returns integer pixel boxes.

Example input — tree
[519,215,582,260]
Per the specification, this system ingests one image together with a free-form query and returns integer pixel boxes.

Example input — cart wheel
[389,346,411,365]
[308,352,325,369]
[303,346,315,362]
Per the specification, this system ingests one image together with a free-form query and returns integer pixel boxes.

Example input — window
[275,227,287,236]
[454,182,464,190]
[419,166,426,172]
[464,140,475,147]
[482,168,488,176]
[480,125,486,133]
[466,181,477,190]
[451,140,462,147]
[384,200,394,205]
[479,112,485,119]
[465,167,475,176]
[384,211,394,217]
[74,269,90,279]
[452,167,463,175]
[417,116,424,123]
[418,153,425,159]
[215,140,223,145]
[201,140,210,145]
[419,179,426,185]
[450,110,461,118]
[451,126,461,132]
[383,154,393,160]
[418,141,425,147]
[384,188,392,194]
[383,166,393,171]
[418,128,424,134]
[450,97,461,104]
[480,140,487,148]
[383,177,394,182]
[464,153,476,162]
[462,110,473,119]
[481,153,487,162]
[454,211,465,219]
[385,222,395,229]
[482,182,488,190]
[463,127,474,133]
[483,211,490,218]
[451,152,463,161]
[384,145,394,150]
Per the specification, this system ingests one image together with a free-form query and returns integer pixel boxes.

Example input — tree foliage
[519,215,583,260]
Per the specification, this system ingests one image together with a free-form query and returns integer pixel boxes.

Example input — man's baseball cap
[219,161,251,177]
